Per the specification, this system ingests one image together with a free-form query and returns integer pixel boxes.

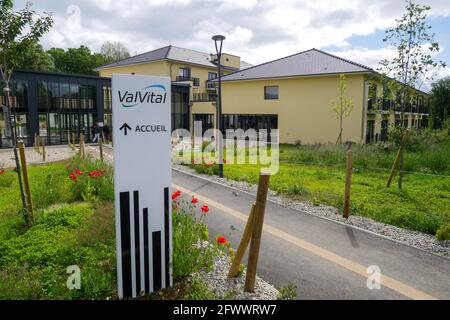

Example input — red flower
[223,159,227,164]
[216,236,227,245]
[88,170,103,178]
[69,173,78,181]
[0,170,5,175]
[75,169,84,175]
[205,163,212,168]
[172,190,182,200]
[200,205,209,214]
[191,197,199,204]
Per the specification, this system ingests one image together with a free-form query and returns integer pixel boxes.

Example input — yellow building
[219,48,430,144]
[96,46,429,145]
[95,45,252,133]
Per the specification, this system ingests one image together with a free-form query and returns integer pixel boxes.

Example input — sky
[14,0,450,91]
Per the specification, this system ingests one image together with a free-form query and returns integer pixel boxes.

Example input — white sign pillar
[112,74,172,299]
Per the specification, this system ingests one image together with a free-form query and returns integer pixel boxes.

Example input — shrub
[436,224,450,241]
[172,199,214,280]
[66,156,114,202]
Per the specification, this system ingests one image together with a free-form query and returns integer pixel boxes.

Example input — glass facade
[172,90,189,131]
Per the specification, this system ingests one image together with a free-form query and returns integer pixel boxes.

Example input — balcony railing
[175,76,200,87]
[192,93,217,102]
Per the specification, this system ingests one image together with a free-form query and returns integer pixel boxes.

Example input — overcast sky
[14,0,450,90]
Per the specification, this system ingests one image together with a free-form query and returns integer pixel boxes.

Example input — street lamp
[212,34,225,178]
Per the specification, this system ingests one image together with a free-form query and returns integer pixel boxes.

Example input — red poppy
[223,159,227,164]
[216,236,227,245]
[75,169,85,175]
[69,173,77,181]
[172,190,182,200]
[205,163,212,168]
[88,170,103,178]
[200,205,209,214]
[191,197,199,204]
[0,170,5,175]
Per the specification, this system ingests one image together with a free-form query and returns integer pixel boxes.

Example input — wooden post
[387,130,410,187]
[18,140,34,224]
[99,138,104,162]
[36,134,41,154]
[41,137,46,162]
[228,204,256,278]
[244,171,270,292]
[79,133,84,158]
[343,150,353,219]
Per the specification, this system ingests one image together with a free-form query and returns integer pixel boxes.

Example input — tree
[0,0,53,226]
[331,74,354,145]
[430,77,450,129]
[378,0,444,190]
[48,46,106,75]
[15,42,54,71]
[100,41,130,64]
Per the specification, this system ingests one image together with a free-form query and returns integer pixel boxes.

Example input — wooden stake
[244,171,270,292]
[343,150,353,219]
[79,133,84,158]
[18,140,34,224]
[99,137,104,162]
[41,137,46,162]
[387,130,410,188]
[228,204,256,278]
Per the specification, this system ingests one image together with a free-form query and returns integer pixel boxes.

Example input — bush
[66,155,114,202]
[436,224,450,241]
[172,201,214,280]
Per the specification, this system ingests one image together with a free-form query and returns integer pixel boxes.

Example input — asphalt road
[172,169,450,300]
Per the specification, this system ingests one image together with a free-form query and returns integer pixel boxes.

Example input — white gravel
[193,244,279,300]
[173,164,450,259]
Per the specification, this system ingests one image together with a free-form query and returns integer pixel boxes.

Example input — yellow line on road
[173,183,437,300]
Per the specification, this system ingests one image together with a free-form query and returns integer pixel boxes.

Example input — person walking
[92,123,100,143]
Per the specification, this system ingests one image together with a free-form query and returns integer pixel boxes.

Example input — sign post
[112,74,172,299]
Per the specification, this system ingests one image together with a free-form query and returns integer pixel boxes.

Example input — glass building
[0,70,190,148]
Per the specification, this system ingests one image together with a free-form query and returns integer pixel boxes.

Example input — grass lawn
[179,130,450,237]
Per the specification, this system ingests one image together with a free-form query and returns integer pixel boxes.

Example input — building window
[171,91,189,131]
[208,72,217,80]
[380,120,389,142]
[264,86,279,100]
[177,67,191,81]
[366,120,375,143]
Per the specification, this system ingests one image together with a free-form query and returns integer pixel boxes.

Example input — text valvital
[119,84,167,108]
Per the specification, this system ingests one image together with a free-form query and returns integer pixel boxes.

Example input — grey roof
[240,61,253,69]
[220,48,374,82]
[96,45,241,71]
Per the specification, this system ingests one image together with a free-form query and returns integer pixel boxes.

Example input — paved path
[0,145,76,168]
[172,169,450,300]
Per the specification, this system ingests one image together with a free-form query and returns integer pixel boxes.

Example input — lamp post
[212,34,225,178]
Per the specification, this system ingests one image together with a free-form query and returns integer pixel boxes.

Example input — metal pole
[217,54,224,177]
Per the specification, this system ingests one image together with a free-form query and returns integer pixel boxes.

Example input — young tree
[331,74,354,145]
[378,0,444,190]
[100,41,130,63]
[0,0,53,226]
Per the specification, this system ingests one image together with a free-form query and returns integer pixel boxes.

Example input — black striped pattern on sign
[118,187,171,298]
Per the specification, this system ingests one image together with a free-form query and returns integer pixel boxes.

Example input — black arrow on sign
[120,123,132,136]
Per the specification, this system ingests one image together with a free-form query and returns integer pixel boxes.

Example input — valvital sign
[112,74,172,299]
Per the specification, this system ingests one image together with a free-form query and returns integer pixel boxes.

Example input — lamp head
[212,35,226,42]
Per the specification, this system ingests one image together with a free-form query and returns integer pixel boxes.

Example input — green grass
[178,130,450,236]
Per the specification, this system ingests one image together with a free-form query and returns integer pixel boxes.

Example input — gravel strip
[173,164,450,259]
[0,145,76,168]
[193,244,279,300]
